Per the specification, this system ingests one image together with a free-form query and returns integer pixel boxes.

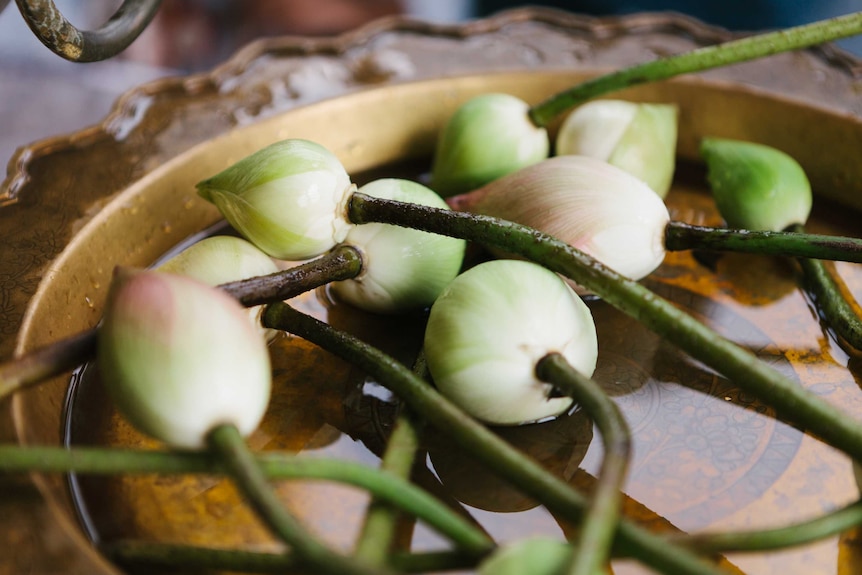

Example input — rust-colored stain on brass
[3,8,862,575]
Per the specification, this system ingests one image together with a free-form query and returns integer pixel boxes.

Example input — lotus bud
[700,137,812,231]
[477,537,570,575]
[98,268,272,449]
[424,259,598,425]
[196,139,355,260]
[330,179,466,314]
[452,155,670,283]
[430,93,549,197]
[555,99,678,198]
[157,235,281,341]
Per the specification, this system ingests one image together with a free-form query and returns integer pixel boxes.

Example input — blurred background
[1,0,861,170]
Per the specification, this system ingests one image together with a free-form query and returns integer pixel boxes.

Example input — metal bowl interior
[10,70,862,574]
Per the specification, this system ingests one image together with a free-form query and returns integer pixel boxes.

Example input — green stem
[528,12,862,126]
[206,425,387,575]
[354,410,426,565]
[0,443,486,554]
[786,224,862,351]
[665,221,862,263]
[101,498,862,573]
[221,244,363,307]
[536,353,632,575]
[263,302,728,575]
[348,193,862,461]
[674,499,862,553]
[0,245,363,401]
[102,540,477,573]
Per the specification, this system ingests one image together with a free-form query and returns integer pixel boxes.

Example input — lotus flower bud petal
[98,268,272,449]
[330,179,466,314]
[430,94,549,197]
[478,537,570,575]
[424,260,598,425]
[157,235,281,341]
[556,99,678,198]
[700,137,812,231]
[196,139,355,260]
[463,155,670,283]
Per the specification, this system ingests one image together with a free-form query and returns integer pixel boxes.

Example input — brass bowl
[3,8,862,575]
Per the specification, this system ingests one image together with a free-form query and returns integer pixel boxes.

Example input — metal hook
[14,0,162,62]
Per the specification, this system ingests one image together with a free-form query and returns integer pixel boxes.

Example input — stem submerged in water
[528,12,862,126]
[536,353,632,575]
[263,302,728,575]
[348,192,862,461]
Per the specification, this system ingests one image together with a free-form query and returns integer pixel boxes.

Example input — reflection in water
[427,409,593,513]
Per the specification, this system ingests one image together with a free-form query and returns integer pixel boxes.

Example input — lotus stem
[103,540,479,573]
[664,221,862,263]
[0,443,488,557]
[263,302,729,575]
[354,409,426,565]
[782,223,862,351]
[674,499,862,553]
[206,424,390,575]
[528,11,862,126]
[0,245,363,401]
[347,192,862,461]
[536,353,632,575]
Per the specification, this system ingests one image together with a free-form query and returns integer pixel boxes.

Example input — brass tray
[3,8,862,575]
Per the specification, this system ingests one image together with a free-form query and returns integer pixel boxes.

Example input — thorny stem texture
[664,221,862,263]
[0,245,363,401]
[263,302,729,575]
[347,193,862,461]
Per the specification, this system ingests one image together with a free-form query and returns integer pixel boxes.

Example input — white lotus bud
[330,179,466,314]
[452,155,670,283]
[157,235,280,341]
[555,99,678,198]
[196,139,355,260]
[424,259,598,425]
[430,93,549,197]
[98,268,272,449]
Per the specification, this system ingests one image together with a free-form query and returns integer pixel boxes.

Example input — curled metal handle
[14,0,162,62]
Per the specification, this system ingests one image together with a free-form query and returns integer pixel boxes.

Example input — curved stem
[673,499,862,553]
[0,443,488,554]
[263,302,728,575]
[528,12,862,126]
[354,410,425,565]
[347,193,862,461]
[536,353,632,575]
[786,224,862,351]
[0,245,363,401]
[206,424,388,575]
[665,221,862,263]
[103,540,478,574]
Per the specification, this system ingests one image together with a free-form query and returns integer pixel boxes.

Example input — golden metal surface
[3,8,862,575]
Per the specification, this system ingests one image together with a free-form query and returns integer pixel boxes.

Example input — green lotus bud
[477,537,570,575]
[98,268,272,449]
[196,139,355,260]
[157,235,281,341]
[430,93,549,197]
[556,99,678,198]
[700,137,812,231]
[454,155,670,285]
[424,259,598,425]
[330,179,466,314]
